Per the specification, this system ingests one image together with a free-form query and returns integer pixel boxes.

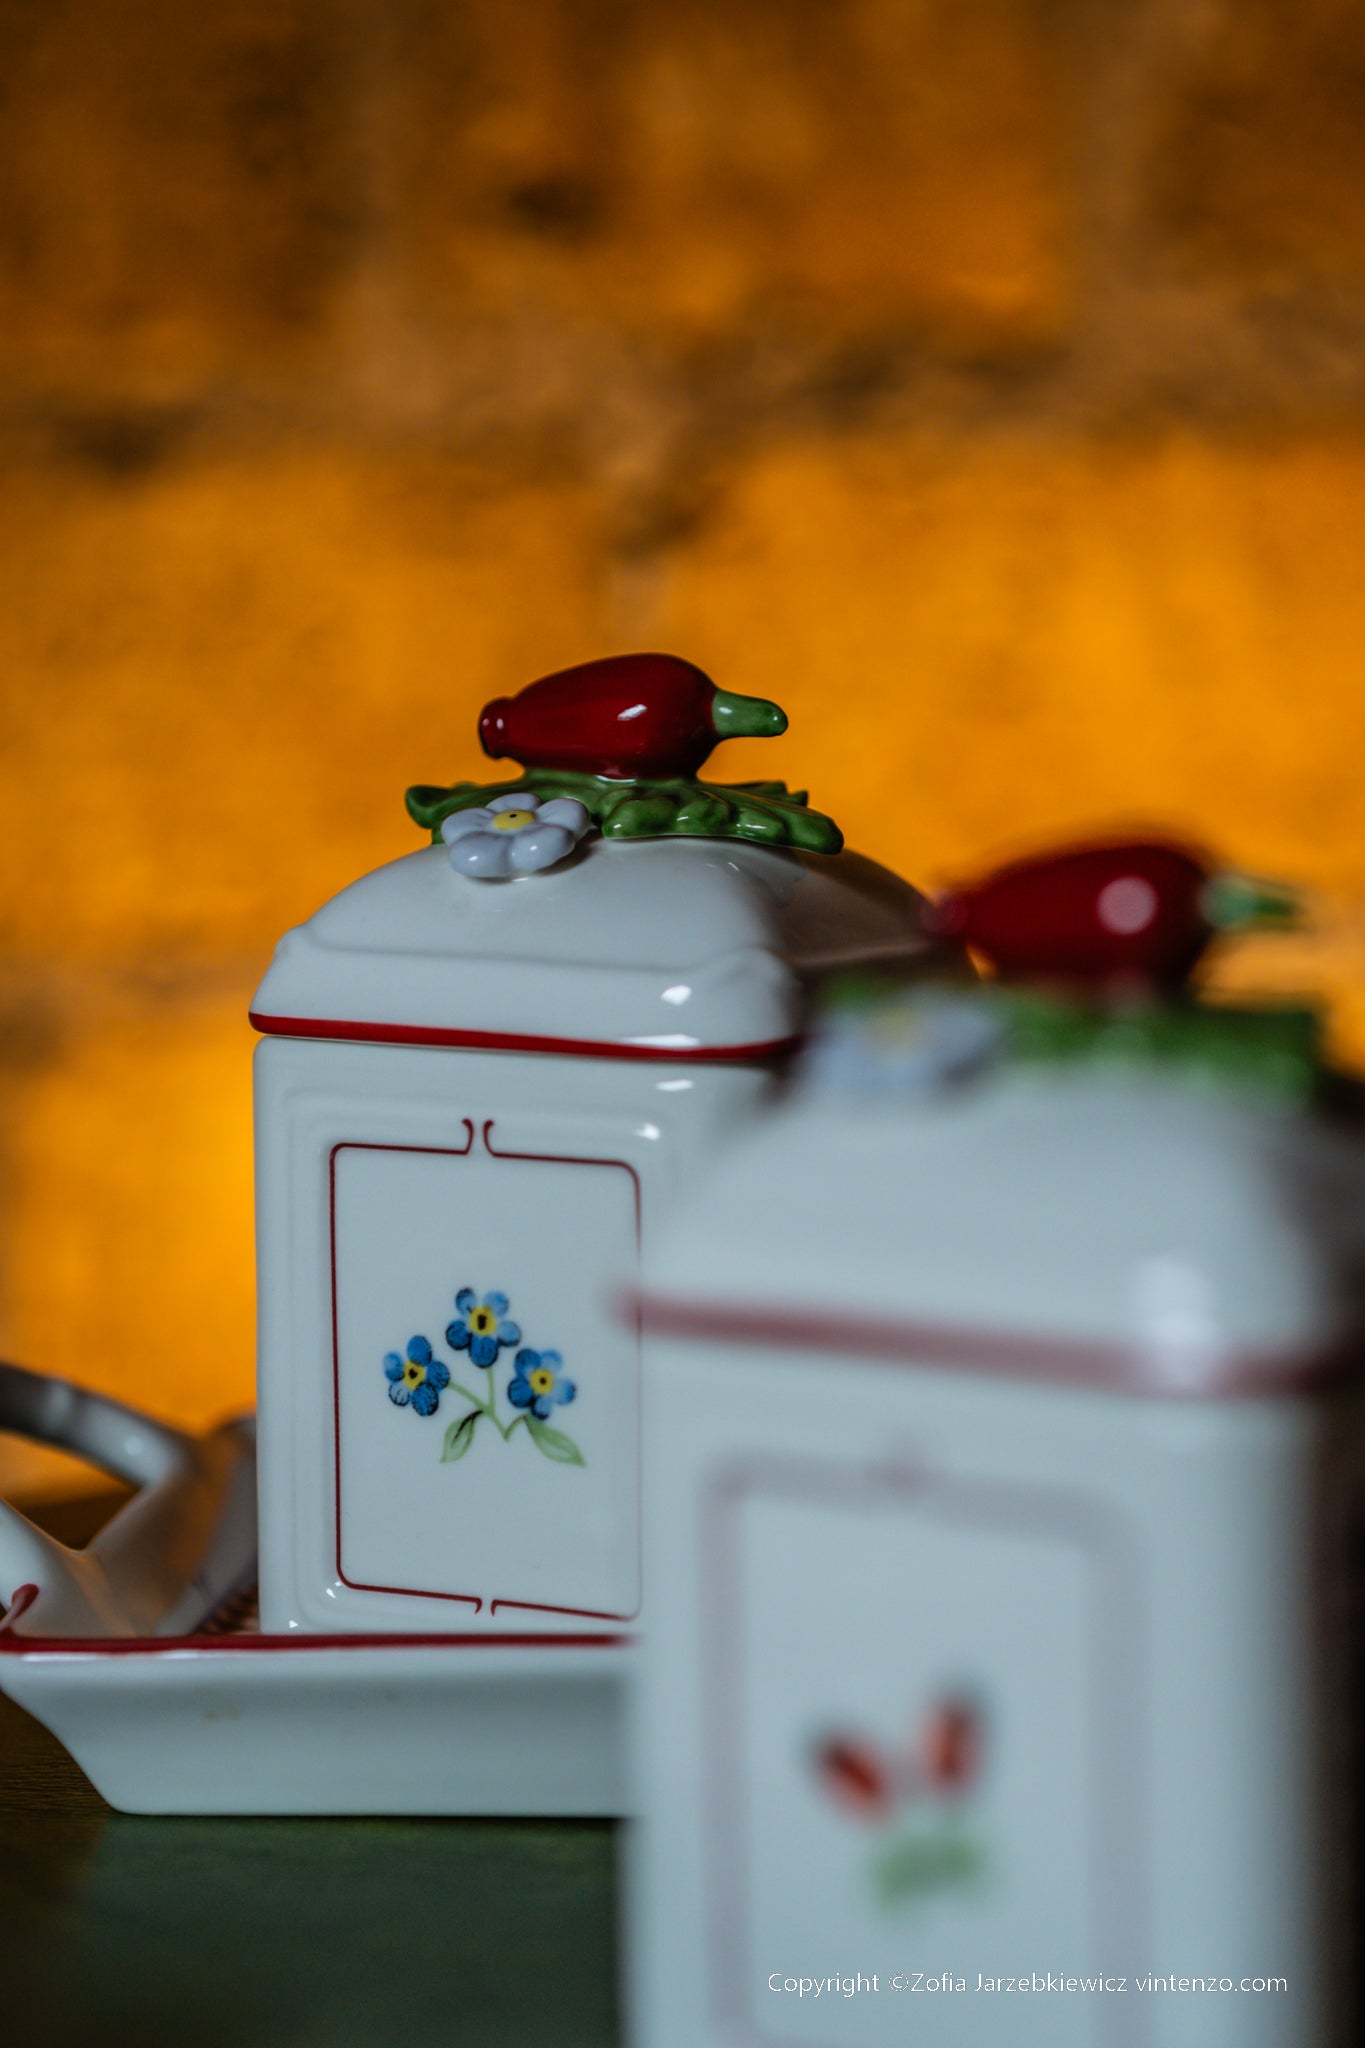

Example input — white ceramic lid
[251,837,936,1059]
[635,1066,1365,1395]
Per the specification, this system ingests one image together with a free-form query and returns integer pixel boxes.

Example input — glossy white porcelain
[0,1362,256,1639]
[627,1060,1365,2048]
[252,837,932,1054]
[0,1378,626,1816]
[0,1623,628,1816]
[635,1069,1365,1378]
[254,1039,765,1636]
[251,834,939,1638]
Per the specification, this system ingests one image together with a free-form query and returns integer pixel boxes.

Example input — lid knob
[408,651,842,859]
[923,837,1301,987]
[479,651,786,781]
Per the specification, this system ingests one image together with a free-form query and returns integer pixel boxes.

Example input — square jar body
[628,1338,1347,2048]
[254,1034,767,1636]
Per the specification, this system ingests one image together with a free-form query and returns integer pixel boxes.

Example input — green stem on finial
[710,689,788,742]
[1201,872,1305,932]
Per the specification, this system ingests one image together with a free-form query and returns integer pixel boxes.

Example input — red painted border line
[250,1012,794,1064]
[0,1618,631,1657]
[630,1294,1351,1400]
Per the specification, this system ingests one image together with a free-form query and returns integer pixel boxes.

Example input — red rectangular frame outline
[330,1120,643,1625]
[696,1451,1151,2048]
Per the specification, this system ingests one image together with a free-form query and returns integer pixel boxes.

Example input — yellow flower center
[529,1368,555,1396]
[469,1307,497,1336]
[492,808,536,832]
[403,1363,427,1387]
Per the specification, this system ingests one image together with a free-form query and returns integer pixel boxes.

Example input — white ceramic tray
[0,1594,629,1816]
[0,1364,627,1816]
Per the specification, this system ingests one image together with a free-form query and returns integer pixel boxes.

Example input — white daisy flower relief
[440,791,592,879]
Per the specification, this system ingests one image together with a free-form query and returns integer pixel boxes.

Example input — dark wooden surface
[0,1496,621,2048]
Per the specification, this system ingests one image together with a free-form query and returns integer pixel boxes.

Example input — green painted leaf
[525,1417,586,1466]
[440,1408,480,1462]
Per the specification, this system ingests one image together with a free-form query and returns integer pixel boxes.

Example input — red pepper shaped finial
[924,837,1300,988]
[479,652,787,781]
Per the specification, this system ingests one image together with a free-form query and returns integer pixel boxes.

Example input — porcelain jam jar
[250,655,940,1638]
[626,857,1365,2048]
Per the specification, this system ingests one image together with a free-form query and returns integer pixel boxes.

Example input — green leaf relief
[405,766,842,855]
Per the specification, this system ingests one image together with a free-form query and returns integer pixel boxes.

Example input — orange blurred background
[3,0,1365,1495]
